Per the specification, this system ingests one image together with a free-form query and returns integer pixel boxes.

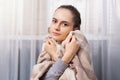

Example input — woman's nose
[54,24,60,31]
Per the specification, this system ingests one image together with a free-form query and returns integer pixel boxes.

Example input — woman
[31,5,97,80]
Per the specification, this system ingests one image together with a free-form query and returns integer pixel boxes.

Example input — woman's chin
[51,35,65,43]
[52,37,62,43]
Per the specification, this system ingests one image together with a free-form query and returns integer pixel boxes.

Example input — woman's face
[49,8,74,43]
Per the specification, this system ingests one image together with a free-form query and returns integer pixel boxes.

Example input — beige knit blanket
[31,30,97,80]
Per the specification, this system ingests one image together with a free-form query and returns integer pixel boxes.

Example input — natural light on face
[49,8,74,43]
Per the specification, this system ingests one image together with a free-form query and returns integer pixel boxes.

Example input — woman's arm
[62,35,80,63]
[43,59,68,80]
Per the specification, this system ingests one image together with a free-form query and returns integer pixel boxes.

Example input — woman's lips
[52,32,61,36]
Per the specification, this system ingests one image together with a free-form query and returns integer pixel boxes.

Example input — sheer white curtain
[0,0,120,80]
[0,0,43,80]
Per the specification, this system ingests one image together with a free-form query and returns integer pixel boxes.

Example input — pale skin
[44,8,80,64]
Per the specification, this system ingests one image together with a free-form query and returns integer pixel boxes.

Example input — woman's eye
[52,19,57,23]
[62,23,68,27]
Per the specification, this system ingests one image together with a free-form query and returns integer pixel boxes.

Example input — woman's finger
[51,38,56,45]
[66,33,72,43]
[72,35,77,41]
[48,39,55,45]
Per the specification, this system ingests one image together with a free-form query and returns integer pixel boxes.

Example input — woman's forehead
[53,8,74,23]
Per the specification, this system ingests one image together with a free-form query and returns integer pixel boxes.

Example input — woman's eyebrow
[52,17,57,20]
[62,21,69,23]
[52,17,70,24]
[61,20,71,25]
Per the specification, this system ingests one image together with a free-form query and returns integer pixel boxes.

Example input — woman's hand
[44,38,58,61]
[62,34,80,63]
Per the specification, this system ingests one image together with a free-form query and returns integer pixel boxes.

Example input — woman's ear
[48,27,50,33]
[73,27,80,30]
